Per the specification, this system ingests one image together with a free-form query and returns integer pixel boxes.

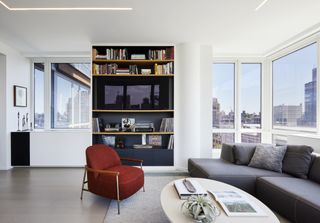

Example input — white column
[175,43,212,170]
[0,54,7,169]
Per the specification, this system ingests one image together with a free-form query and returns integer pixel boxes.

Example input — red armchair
[80,144,145,214]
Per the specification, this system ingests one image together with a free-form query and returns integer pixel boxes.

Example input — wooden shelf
[92,74,174,77]
[93,59,174,64]
[93,109,174,113]
[92,132,174,135]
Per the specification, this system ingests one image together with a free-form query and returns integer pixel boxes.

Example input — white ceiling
[0,0,320,57]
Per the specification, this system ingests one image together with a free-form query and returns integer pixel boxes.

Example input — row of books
[94,48,128,60]
[92,118,101,132]
[159,118,174,132]
[93,63,173,75]
[93,63,118,74]
[168,135,174,150]
[148,48,174,60]
[155,62,174,74]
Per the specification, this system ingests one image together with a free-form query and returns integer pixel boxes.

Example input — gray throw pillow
[282,145,314,179]
[248,145,287,172]
[233,143,257,165]
[309,156,320,184]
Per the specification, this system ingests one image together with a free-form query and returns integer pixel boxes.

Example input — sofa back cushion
[233,143,257,165]
[309,156,320,184]
[220,144,235,163]
[248,145,287,172]
[282,145,314,179]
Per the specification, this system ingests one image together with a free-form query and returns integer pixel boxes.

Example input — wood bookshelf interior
[92,45,174,166]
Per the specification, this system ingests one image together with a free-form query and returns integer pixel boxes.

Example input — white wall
[0,41,30,170]
[175,43,212,170]
[30,131,91,166]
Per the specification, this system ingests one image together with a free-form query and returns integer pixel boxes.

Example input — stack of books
[116,68,130,74]
[174,179,207,200]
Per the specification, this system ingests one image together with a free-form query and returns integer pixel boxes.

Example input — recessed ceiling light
[0,0,132,11]
[255,0,269,11]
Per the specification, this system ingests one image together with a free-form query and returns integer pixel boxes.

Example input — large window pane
[241,64,261,129]
[213,64,235,129]
[213,133,235,149]
[241,133,261,143]
[34,63,45,129]
[273,43,317,128]
[51,63,90,129]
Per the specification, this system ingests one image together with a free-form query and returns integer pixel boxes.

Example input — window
[273,43,317,129]
[34,63,45,129]
[51,63,90,129]
[213,133,235,149]
[241,133,261,143]
[212,63,235,129]
[240,64,261,129]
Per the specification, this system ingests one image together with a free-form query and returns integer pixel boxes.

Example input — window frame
[31,57,91,131]
[212,58,264,146]
[269,37,320,134]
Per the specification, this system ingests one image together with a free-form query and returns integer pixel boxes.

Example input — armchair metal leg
[116,175,120,214]
[117,200,120,214]
[80,168,87,200]
[143,185,145,192]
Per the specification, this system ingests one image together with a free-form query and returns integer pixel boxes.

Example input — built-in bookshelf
[92,45,174,166]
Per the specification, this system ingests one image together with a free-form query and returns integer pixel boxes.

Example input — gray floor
[0,168,290,223]
[0,168,110,223]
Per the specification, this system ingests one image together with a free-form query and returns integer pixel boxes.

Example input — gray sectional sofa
[188,143,320,223]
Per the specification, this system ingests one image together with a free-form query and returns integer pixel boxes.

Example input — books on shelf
[93,48,128,60]
[93,63,118,75]
[92,118,100,132]
[154,62,174,74]
[168,135,174,150]
[148,48,174,60]
[174,179,207,200]
[159,118,174,132]
[208,190,266,217]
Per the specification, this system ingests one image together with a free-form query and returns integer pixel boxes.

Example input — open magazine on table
[208,190,267,217]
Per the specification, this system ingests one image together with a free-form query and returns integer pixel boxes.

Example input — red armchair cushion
[86,144,121,170]
[89,165,144,200]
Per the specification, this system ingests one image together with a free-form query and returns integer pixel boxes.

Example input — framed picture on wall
[13,85,27,107]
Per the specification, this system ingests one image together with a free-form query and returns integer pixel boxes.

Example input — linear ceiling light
[0,1,132,11]
[255,0,269,11]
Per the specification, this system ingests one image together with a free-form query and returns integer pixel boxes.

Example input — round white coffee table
[160,178,280,223]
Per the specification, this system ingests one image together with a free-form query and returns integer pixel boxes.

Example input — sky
[213,42,317,114]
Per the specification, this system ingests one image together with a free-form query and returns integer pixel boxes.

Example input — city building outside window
[273,43,317,129]
[51,63,90,129]
[34,63,45,129]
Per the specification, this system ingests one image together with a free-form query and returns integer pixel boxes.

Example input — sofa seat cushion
[188,158,288,194]
[257,177,320,223]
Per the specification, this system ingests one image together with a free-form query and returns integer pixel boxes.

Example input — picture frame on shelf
[13,85,27,107]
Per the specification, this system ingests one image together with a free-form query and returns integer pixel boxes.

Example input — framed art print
[14,85,27,107]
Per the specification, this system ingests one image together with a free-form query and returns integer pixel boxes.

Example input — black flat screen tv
[94,77,173,110]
